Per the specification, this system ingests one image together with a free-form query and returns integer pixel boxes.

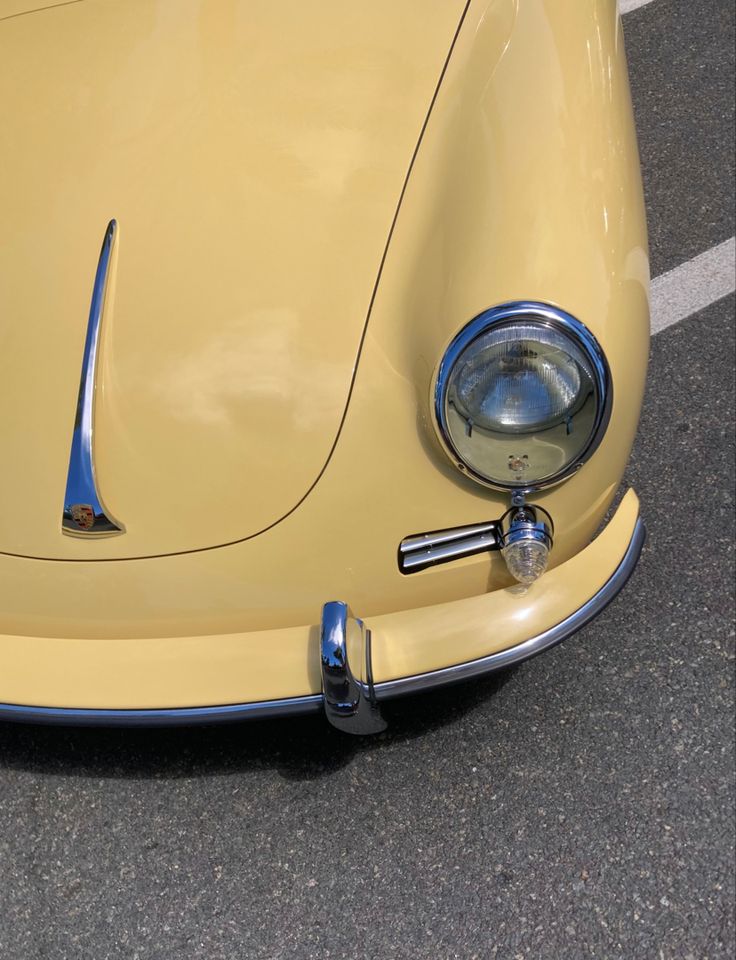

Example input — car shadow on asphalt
[0,668,517,782]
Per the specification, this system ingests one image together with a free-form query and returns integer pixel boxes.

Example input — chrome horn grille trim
[62,220,125,537]
[399,520,501,573]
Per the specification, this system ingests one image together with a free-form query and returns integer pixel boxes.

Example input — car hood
[0,0,74,16]
[0,0,466,560]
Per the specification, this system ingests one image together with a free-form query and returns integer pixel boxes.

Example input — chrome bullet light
[433,302,612,491]
[501,504,554,584]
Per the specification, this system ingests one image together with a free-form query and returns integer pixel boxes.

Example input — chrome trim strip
[0,695,323,727]
[376,516,646,700]
[320,601,387,734]
[400,521,499,552]
[399,520,501,574]
[0,516,644,728]
[432,301,613,493]
[62,220,124,537]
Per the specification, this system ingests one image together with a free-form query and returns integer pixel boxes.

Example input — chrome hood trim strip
[62,220,124,537]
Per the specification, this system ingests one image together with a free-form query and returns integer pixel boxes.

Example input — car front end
[0,0,648,732]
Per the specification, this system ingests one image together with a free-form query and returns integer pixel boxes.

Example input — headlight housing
[433,302,612,490]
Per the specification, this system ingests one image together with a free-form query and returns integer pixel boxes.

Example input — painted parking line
[620,0,658,14]
[651,237,736,335]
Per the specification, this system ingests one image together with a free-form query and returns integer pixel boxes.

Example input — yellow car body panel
[0,490,640,710]
[0,0,467,558]
[0,0,73,15]
[0,0,649,716]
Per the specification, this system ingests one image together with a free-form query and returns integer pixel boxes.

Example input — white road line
[619,0,734,333]
[619,0,658,14]
[651,237,736,334]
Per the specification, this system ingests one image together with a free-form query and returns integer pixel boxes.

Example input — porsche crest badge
[70,504,96,531]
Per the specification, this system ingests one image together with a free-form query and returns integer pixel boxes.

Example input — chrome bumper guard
[320,602,387,735]
[0,518,645,731]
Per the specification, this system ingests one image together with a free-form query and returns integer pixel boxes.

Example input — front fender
[352,0,649,558]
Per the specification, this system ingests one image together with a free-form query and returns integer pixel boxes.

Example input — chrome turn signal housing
[501,504,554,584]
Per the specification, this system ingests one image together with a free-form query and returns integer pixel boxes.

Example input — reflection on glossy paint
[509,599,534,624]
[154,310,346,431]
[291,127,370,196]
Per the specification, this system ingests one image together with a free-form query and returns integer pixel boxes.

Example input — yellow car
[0,0,648,732]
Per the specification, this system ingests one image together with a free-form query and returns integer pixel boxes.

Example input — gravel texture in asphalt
[625,0,735,277]
[1,2,734,958]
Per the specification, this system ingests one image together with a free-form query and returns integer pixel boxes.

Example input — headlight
[433,302,611,490]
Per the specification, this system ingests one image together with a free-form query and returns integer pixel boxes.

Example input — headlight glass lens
[451,323,594,433]
[435,305,610,489]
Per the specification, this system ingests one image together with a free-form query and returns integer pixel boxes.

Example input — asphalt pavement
[1,2,734,958]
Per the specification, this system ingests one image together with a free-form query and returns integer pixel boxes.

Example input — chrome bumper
[0,517,645,730]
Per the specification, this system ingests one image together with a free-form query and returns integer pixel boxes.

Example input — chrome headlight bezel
[432,302,613,492]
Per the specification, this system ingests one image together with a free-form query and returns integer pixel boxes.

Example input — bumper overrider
[0,491,644,732]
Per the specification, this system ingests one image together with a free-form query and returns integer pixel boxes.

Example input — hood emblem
[62,220,125,538]
[69,504,96,531]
